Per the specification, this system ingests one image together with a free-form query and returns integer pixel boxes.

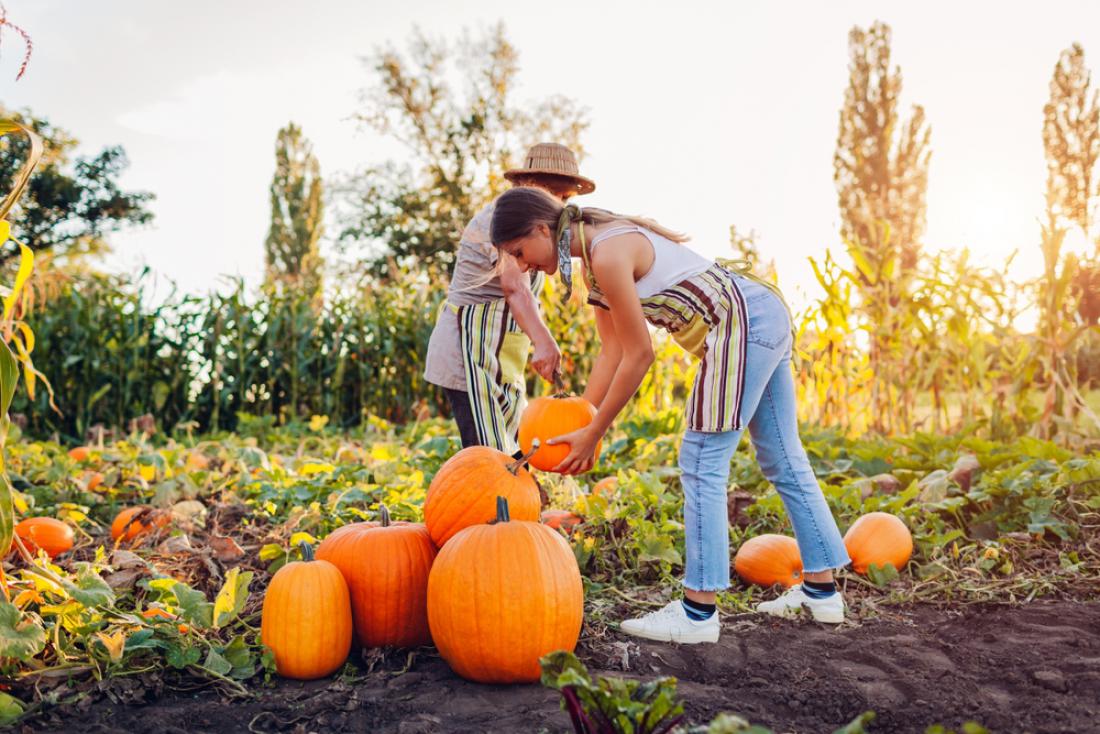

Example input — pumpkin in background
[110,506,171,542]
[261,542,352,680]
[519,395,600,472]
[844,512,913,574]
[591,476,618,498]
[9,517,74,559]
[67,446,90,462]
[734,534,803,588]
[428,497,583,684]
[424,446,541,548]
[316,505,437,648]
[85,472,105,492]
[541,509,583,533]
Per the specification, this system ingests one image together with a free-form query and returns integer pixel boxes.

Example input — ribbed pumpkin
[519,395,601,472]
[424,446,541,547]
[261,542,353,680]
[734,534,803,588]
[316,506,437,648]
[428,497,583,683]
[541,509,583,533]
[844,512,913,574]
[111,506,170,542]
[9,517,74,559]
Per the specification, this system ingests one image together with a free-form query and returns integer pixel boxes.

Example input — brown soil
[19,601,1100,734]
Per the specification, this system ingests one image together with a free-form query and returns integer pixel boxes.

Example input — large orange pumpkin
[428,497,583,683]
[424,446,541,548]
[519,395,601,472]
[316,506,437,648]
[110,506,170,542]
[261,542,353,680]
[9,517,74,559]
[734,534,803,588]
[844,512,913,574]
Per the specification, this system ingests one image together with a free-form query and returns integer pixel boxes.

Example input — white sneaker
[618,600,720,644]
[756,585,845,624]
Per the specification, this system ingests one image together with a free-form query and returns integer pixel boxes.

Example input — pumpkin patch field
[0,411,1097,733]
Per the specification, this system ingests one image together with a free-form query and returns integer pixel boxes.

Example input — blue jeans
[679,275,850,590]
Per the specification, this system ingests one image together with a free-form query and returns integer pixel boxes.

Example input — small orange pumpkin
[519,395,601,473]
[111,506,171,542]
[541,509,583,533]
[591,476,618,498]
[261,542,353,680]
[844,512,913,574]
[85,471,105,492]
[428,497,583,683]
[316,506,437,648]
[424,446,541,548]
[734,534,803,588]
[10,517,74,559]
[68,446,90,462]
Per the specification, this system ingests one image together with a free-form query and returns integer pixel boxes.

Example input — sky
[2,0,1100,312]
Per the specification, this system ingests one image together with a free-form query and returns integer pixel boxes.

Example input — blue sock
[802,579,836,599]
[681,597,716,621]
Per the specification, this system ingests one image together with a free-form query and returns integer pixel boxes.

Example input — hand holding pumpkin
[547,425,602,475]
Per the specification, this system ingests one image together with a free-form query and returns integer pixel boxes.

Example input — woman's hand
[548,425,602,475]
[530,337,562,383]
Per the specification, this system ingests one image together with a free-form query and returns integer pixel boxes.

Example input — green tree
[832,21,932,433]
[264,122,324,300]
[834,20,931,278]
[336,23,589,283]
[0,106,154,265]
[1037,44,1100,436]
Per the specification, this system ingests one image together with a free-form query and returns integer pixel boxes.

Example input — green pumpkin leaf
[62,564,116,608]
[172,582,214,629]
[166,641,202,669]
[865,562,900,587]
[0,601,47,660]
[202,648,233,677]
[0,691,25,728]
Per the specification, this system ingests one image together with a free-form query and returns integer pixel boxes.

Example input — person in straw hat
[488,186,851,642]
[424,142,596,456]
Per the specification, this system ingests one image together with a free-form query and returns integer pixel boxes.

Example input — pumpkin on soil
[541,509,583,533]
[110,506,171,542]
[424,445,541,548]
[428,497,583,684]
[261,542,352,680]
[9,517,74,559]
[316,505,437,647]
[734,534,803,588]
[519,395,601,473]
[844,512,913,574]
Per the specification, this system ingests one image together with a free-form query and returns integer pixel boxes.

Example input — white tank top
[588,224,712,298]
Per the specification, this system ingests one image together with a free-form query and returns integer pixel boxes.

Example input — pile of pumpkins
[734,511,914,588]
[262,393,599,684]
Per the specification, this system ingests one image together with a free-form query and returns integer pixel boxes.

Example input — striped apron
[447,271,545,454]
[581,233,787,433]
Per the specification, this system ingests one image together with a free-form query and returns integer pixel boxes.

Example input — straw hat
[503,142,596,195]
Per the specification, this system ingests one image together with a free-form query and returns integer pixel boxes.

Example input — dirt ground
[18,601,1100,734]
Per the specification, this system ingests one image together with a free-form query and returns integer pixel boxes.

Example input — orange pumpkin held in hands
[734,534,803,588]
[316,505,437,648]
[110,506,170,542]
[261,542,352,680]
[519,395,601,473]
[9,517,74,559]
[428,497,583,683]
[844,512,913,574]
[424,446,541,547]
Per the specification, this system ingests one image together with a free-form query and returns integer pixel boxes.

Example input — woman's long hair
[490,187,689,248]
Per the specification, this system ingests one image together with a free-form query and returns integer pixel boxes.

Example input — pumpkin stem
[552,371,567,397]
[508,439,540,475]
[379,504,391,527]
[298,541,314,562]
[496,495,510,523]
